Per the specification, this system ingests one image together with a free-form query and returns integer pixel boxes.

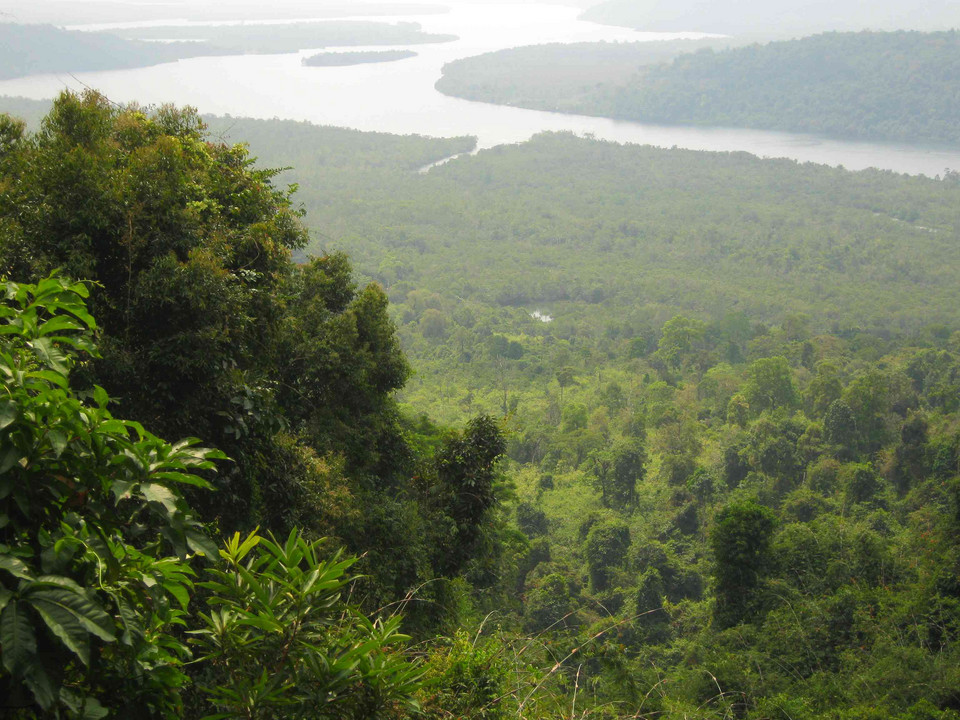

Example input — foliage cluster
[0,276,423,719]
[0,92,508,666]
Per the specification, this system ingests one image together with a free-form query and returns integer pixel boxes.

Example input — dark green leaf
[31,596,90,665]
[1,598,37,675]
[48,428,69,458]
[140,483,178,513]
[0,399,15,430]
[186,530,219,559]
[38,315,84,337]
[28,337,70,374]
[163,581,190,611]
[23,662,56,709]
[0,554,33,580]
[27,587,115,642]
[0,445,21,475]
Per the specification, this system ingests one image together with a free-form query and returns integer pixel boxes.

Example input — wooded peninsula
[437,31,960,145]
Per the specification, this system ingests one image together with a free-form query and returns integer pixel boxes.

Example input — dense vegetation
[437,31,960,146]
[210,113,960,717]
[434,39,728,113]
[4,94,960,719]
[580,0,960,35]
[0,93,516,716]
[0,21,452,81]
[598,31,960,145]
[231,125,960,335]
[303,50,418,66]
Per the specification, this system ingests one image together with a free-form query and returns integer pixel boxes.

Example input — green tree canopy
[711,500,777,627]
[744,356,797,414]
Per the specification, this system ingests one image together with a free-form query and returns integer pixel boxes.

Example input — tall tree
[711,500,777,628]
[0,91,412,532]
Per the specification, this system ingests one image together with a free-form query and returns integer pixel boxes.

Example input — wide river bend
[2,2,960,176]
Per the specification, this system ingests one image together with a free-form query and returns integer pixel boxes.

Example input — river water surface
[3,1,960,176]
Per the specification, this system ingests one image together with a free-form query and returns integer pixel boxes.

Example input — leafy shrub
[0,275,222,716]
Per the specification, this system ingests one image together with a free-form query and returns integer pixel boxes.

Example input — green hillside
[436,31,960,146]
[4,95,960,720]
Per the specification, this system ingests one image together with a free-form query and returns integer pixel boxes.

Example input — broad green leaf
[92,385,109,409]
[24,369,69,388]
[140,483,178,513]
[33,575,85,593]
[27,587,115,642]
[38,315,84,337]
[1,598,37,675]
[0,554,33,580]
[33,275,68,299]
[66,281,90,300]
[62,688,112,719]
[48,428,69,458]
[32,596,90,665]
[163,581,190,611]
[23,662,56,710]
[115,595,144,645]
[186,529,219,558]
[0,585,12,613]
[80,697,109,720]
[150,470,214,489]
[110,479,135,502]
[0,399,15,430]
[28,337,70,374]
[0,445,21,475]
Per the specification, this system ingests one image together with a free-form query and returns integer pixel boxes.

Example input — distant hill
[0,21,454,81]
[436,31,960,146]
[0,96,52,129]
[580,0,960,36]
[112,21,456,54]
[435,39,732,112]
[0,24,219,80]
[600,31,960,145]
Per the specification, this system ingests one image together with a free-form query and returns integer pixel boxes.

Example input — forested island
[0,21,453,80]
[3,93,960,720]
[437,30,960,146]
[303,49,418,66]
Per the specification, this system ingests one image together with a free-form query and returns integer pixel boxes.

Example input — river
[2,1,960,176]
